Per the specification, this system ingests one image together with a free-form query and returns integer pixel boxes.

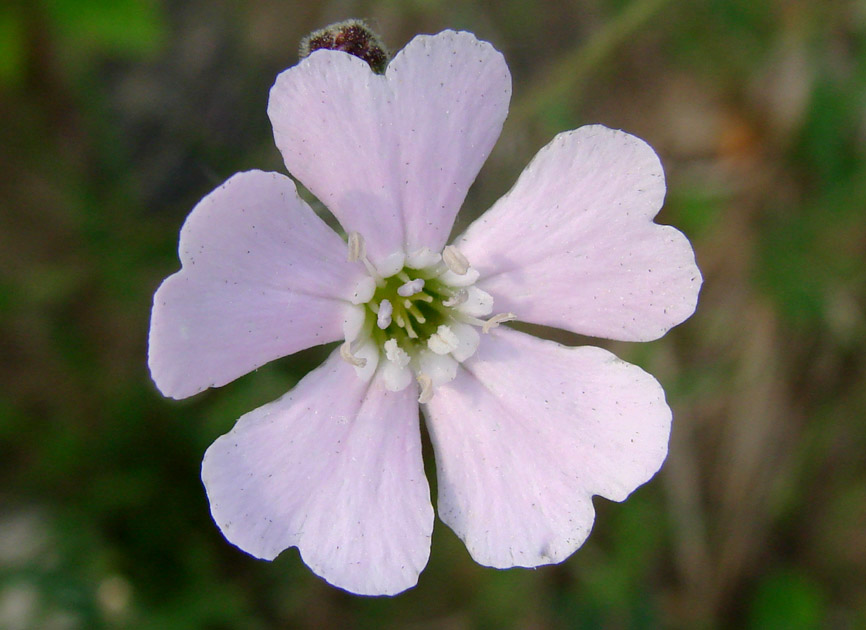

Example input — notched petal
[202,349,432,596]
[424,327,671,568]
[148,171,362,399]
[457,125,702,342]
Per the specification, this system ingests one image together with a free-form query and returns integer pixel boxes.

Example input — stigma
[341,233,515,402]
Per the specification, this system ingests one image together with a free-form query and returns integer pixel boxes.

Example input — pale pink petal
[268,51,404,263]
[148,170,362,399]
[424,326,670,568]
[456,125,702,342]
[389,30,511,253]
[268,31,511,263]
[202,349,433,596]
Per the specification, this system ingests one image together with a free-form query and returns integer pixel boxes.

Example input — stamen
[347,232,365,262]
[404,318,419,339]
[340,341,367,367]
[348,243,507,388]
[397,278,425,297]
[417,373,433,404]
[442,245,470,275]
[406,303,426,323]
[384,338,410,367]
[443,288,468,307]
[482,312,517,333]
[377,299,393,329]
[346,231,382,282]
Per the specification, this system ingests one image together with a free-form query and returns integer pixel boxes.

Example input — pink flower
[148,30,701,596]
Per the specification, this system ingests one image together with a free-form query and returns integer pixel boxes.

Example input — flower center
[368,270,456,347]
[341,233,514,402]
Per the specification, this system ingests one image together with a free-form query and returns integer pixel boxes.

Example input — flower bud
[299,19,389,74]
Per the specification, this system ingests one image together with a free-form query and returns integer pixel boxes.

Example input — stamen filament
[482,312,517,333]
[404,317,419,339]
[339,341,367,367]
[407,303,426,323]
[349,244,503,393]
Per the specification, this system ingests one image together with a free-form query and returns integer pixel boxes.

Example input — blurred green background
[2,0,865,627]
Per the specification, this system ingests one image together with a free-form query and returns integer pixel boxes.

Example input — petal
[456,125,702,342]
[389,31,511,253]
[148,171,362,399]
[201,349,433,596]
[424,326,671,568]
[268,31,511,263]
[268,51,404,263]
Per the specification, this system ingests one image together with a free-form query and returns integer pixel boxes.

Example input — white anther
[350,276,377,304]
[406,247,442,269]
[384,338,410,367]
[442,245,470,275]
[428,325,460,355]
[340,341,367,367]
[397,278,425,297]
[377,299,393,329]
[347,232,365,262]
[417,373,434,404]
[443,288,469,307]
[482,312,517,333]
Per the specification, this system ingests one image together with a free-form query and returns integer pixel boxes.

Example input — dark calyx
[299,19,389,74]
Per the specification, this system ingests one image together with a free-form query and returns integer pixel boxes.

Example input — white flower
[148,30,702,596]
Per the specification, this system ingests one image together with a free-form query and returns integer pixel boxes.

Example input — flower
[148,30,702,596]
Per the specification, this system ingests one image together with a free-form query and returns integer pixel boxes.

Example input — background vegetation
[2,0,865,627]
